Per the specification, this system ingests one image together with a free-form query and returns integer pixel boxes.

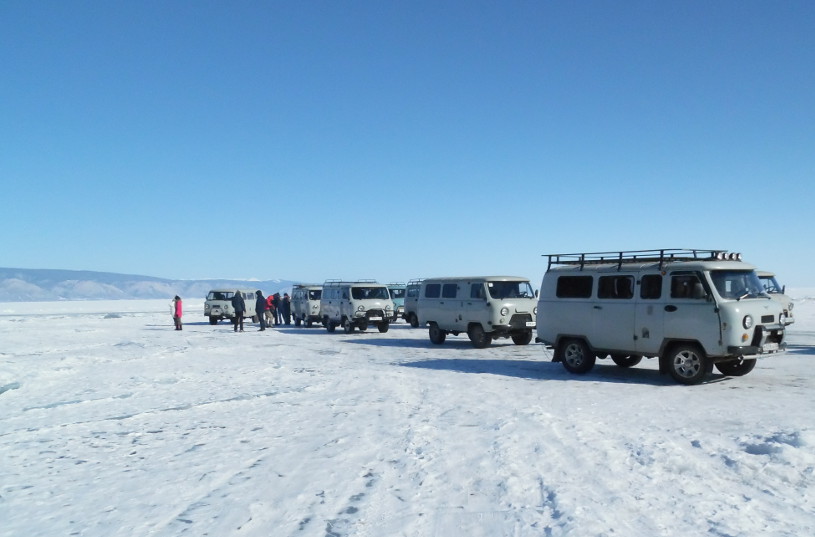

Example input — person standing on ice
[231,290,246,332]
[255,290,267,331]
[265,293,275,327]
[172,295,183,330]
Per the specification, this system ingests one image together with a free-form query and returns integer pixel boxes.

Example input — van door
[591,274,636,352]
[635,273,665,356]
[637,271,720,355]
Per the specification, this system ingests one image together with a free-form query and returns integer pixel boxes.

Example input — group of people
[171,290,292,332]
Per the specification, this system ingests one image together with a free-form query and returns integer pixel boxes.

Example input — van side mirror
[535,289,539,298]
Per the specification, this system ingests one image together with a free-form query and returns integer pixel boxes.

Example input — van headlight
[500,307,509,316]
[533,306,538,315]
[386,304,392,311]
[788,302,794,311]
[742,315,753,329]
[358,305,365,312]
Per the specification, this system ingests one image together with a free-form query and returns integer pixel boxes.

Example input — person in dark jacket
[273,293,283,325]
[231,290,246,332]
[255,290,267,331]
[282,293,292,325]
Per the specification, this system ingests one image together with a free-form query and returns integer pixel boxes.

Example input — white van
[404,278,423,328]
[291,284,323,327]
[536,249,788,385]
[417,276,537,348]
[387,283,406,322]
[204,289,260,325]
[320,280,394,334]
[756,271,794,325]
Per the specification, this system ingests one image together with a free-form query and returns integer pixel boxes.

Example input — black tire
[294,317,301,327]
[511,331,533,346]
[715,358,757,377]
[326,320,336,333]
[209,316,219,325]
[343,318,355,334]
[252,315,259,323]
[467,324,491,348]
[408,313,419,328]
[306,319,313,328]
[665,343,711,385]
[378,322,389,333]
[557,339,596,374]
[429,323,446,344]
[610,354,642,368]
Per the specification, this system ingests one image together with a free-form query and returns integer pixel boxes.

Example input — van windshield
[758,275,783,294]
[207,291,234,300]
[487,281,535,299]
[389,288,405,299]
[308,290,322,300]
[351,287,390,300]
[710,270,767,300]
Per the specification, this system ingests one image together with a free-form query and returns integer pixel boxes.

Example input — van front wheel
[665,343,711,385]
[715,358,756,377]
[558,339,596,374]
[511,331,533,345]
[468,324,492,348]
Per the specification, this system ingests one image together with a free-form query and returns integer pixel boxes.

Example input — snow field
[1,297,814,536]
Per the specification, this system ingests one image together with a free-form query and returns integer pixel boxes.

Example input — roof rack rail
[322,279,379,286]
[544,249,739,271]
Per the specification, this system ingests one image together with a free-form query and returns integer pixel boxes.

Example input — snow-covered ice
[1,293,814,536]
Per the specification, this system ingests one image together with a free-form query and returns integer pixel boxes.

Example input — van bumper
[727,342,787,357]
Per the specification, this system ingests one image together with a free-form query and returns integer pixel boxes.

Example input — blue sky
[2,1,813,286]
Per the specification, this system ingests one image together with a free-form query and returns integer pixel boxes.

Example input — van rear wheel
[467,324,491,348]
[408,313,419,328]
[429,323,446,344]
[558,339,596,374]
[343,319,355,334]
[715,358,756,377]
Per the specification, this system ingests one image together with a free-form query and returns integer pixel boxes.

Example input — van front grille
[509,314,533,329]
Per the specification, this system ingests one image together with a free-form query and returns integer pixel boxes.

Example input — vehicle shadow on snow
[786,344,815,356]
[400,357,677,385]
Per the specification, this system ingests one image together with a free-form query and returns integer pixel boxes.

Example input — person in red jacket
[265,294,275,327]
[172,295,183,330]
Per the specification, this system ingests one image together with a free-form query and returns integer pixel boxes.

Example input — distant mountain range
[0,268,296,302]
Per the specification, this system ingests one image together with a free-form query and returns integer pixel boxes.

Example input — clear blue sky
[2,1,813,286]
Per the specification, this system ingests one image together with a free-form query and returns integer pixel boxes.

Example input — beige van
[417,276,537,348]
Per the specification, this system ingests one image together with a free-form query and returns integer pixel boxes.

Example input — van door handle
[593,306,602,310]
[665,305,677,312]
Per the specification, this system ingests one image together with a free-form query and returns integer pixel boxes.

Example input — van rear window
[556,276,593,298]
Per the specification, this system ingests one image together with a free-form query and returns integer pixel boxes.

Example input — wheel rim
[564,344,585,368]
[673,350,701,378]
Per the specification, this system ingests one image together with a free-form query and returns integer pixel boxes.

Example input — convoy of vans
[535,249,788,385]
[203,289,261,325]
[417,276,538,348]
[200,248,794,385]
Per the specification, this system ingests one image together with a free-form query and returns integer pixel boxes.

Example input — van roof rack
[545,249,739,271]
[323,279,379,286]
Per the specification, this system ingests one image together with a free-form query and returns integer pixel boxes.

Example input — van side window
[470,284,485,299]
[442,284,457,298]
[640,274,662,299]
[671,274,705,299]
[598,276,634,299]
[556,276,593,298]
[425,284,441,298]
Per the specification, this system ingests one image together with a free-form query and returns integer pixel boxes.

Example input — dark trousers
[233,314,244,331]
[173,316,182,330]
